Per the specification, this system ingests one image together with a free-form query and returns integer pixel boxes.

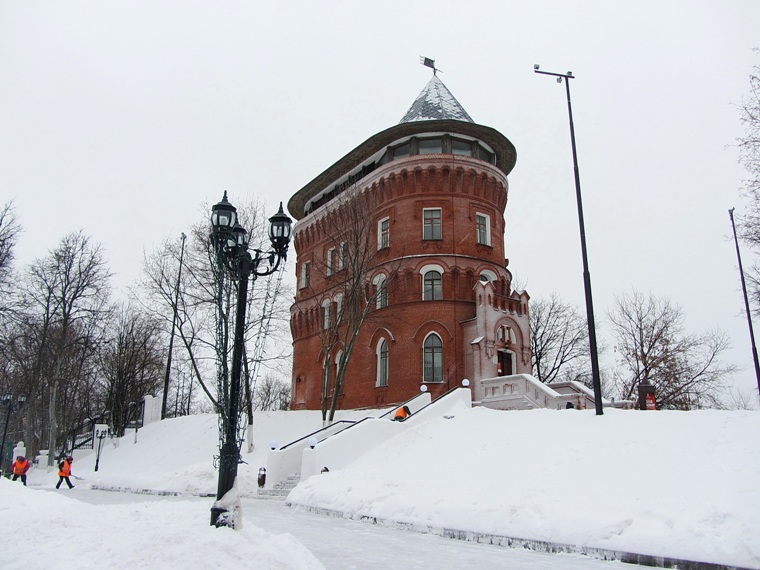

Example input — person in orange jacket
[393,405,410,421]
[11,455,31,486]
[56,456,74,489]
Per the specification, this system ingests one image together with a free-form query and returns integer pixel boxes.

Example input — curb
[286,503,757,570]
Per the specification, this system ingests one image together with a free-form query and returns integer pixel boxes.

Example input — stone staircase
[256,474,299,500]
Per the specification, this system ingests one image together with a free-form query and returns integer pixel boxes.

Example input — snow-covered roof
[399,75,474,124]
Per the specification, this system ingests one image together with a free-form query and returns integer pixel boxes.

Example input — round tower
[288,74,531,411]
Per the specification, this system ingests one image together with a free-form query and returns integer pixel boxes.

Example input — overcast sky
[2,1,759,401]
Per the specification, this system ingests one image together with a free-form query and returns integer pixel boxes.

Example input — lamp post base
[210,484,242,528]
[210,505,234,528]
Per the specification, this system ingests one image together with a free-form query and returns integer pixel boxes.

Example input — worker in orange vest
[56,456,74,489]
[393,405,410,421]
[11,456,31,486]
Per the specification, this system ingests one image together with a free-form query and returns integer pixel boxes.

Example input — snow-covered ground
[1,406,758,568]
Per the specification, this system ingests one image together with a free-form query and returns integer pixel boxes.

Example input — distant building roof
[399,75,474,123]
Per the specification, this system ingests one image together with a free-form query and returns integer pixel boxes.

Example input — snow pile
[288,407,760,568]
[8,406,760,568]
[0,479,323,570]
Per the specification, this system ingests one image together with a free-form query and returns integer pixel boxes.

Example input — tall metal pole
[0,404,11,476]
[535,66,603,415]
[161,232,187,420]
[210,254,250,526]
[728,208,760,398]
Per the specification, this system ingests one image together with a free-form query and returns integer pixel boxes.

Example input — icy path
[72,489,624,569]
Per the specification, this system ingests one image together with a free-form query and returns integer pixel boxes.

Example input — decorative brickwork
[288,78,530,411]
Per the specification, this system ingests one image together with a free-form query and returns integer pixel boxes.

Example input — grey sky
[2,1,759,400]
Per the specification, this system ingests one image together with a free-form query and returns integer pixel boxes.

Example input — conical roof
[399,74,474,123]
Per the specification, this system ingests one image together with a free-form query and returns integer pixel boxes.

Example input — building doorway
[497,350,514,376]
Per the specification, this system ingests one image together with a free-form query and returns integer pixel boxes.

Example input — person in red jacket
[56,456,74,489]
[11,456,31,486]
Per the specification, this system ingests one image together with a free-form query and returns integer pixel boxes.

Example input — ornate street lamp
[209,192,292,527]
[534,65,604,415]
[0,394,27,476]
[94,427,111,472]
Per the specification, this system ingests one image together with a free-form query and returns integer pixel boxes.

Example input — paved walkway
[70,488,625,569]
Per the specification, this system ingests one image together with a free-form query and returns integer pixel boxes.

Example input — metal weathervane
[420,56,442,75]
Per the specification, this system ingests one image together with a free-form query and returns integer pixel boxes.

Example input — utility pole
[161,232,187,420]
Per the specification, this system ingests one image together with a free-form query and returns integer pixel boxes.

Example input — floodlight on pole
[534,65,603,415]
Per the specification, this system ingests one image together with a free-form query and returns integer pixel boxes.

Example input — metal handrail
[378,391,429,419]
[410,385,463,417]
[278,420,356,450]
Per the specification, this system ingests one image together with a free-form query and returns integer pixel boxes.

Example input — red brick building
[288,74,531,410]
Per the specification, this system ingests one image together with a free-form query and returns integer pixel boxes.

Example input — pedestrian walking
[11,456,31,486]
[56,456,75,489]
[258,467,267,488]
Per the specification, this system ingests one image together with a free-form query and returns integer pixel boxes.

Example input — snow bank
[288,407,760,568]
[0,479,323,570]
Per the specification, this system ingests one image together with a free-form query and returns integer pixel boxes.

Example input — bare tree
[306,189,398,423]
[253,373,291,411]
[735,58,760,309]
[608,290,735,409]
[137,233,218,411]
[25,231,112,464]
[0,202,21,323]
[138,196,292,457]
[96,305,164,435]
[530,294,590,384]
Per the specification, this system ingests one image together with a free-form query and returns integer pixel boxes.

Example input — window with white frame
[476,213,491,246]
[423,333,443,383]
[334,293,343,324]
[423,270,442,300]
[373,274,388,309]
[376,339,389,387]
[378,217,390,250]
[321,299,331,330]
[299,262,311,289]
[338,241,348,270]
[423,208,442,240]
[326,248,335,276]
[480,269,497,283]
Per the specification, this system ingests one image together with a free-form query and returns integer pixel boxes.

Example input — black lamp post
[534,65,603,415]
[209,192,292,527]
[0,394,27,476]
[94,427,111,472]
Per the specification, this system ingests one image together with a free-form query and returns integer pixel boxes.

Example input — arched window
[321,299,331,330]
[423,333,443,383]
[423,271,442,301]
[373,274,388,309]
[376,339,389,387]
[480,269,497,283]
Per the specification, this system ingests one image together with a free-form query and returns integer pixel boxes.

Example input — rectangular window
[476,213,491,246]
[378,217,390,249]
[452,139,473,156]
[423,208,442,240]
[300,262,310,289]
[393,143,410,159]
[477,145,494,163]
[418,138,442,154]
